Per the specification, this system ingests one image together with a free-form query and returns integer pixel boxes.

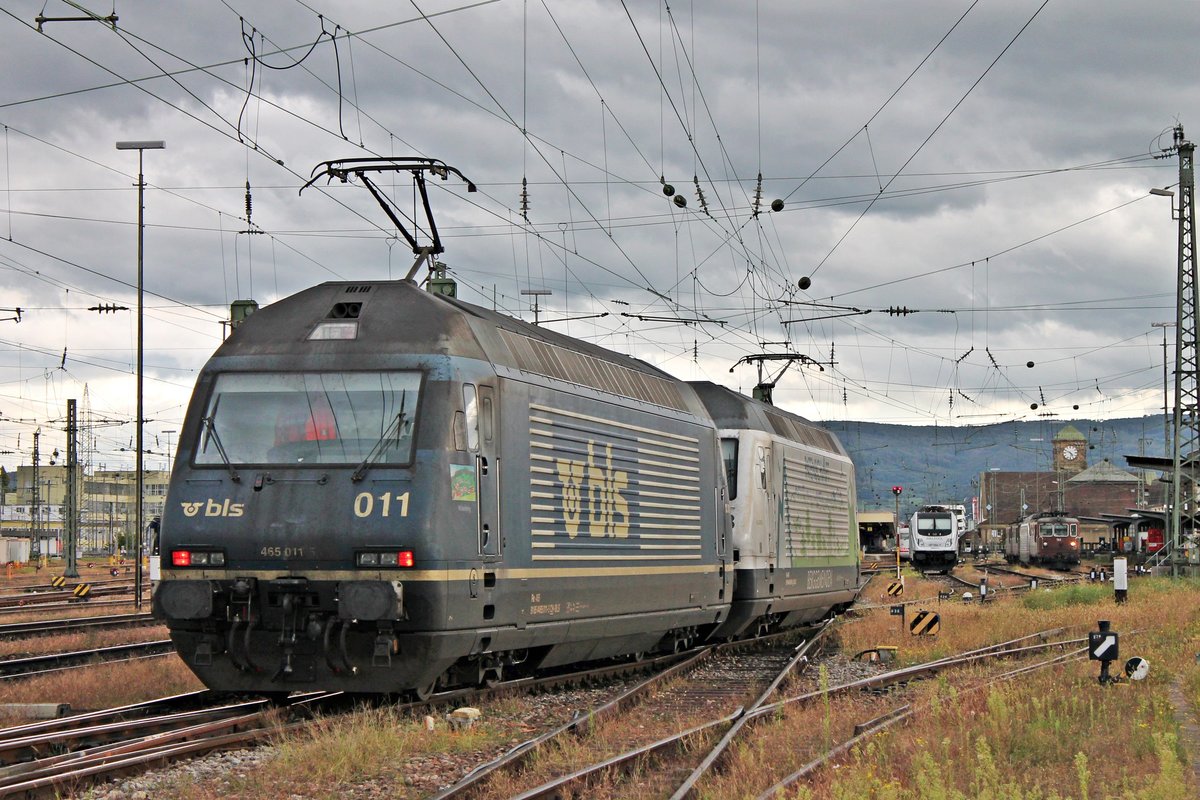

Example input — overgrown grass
[140,704,553,800]
[709,573,1200,799]
[0,654,202,716]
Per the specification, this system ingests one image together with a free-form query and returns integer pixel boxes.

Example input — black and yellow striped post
[71,583,92,600]
[50,576,65,589]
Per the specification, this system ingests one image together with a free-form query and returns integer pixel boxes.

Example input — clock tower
[1052,425,1087,474]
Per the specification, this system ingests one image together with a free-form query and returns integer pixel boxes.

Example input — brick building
[975,425,1164,553]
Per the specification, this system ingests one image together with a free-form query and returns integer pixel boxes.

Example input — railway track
[0,618,1099,798]
[0,639,175,680]
[0,596,145,618]
[431,624,831,799]
[0,612,157,639]
[0,690,345,798]
[0,583,135,610]
[420,624,1089,799]
[0,641,714,798]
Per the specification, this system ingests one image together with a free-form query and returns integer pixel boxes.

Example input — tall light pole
[116,139,164,609]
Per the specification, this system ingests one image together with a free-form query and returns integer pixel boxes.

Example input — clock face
[1062,445,1079,461]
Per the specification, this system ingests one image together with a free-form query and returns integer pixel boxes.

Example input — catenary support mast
[1169,125,1197,576]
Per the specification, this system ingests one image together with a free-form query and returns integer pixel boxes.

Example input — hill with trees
[822,415,1168,515]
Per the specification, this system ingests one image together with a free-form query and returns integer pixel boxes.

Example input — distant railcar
[909,505,959,573]
[1004,513,1080,569]
[1144,527,1165,554]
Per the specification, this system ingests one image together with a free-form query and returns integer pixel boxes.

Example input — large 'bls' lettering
[556,440,628,538]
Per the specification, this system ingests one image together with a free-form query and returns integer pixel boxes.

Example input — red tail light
[172,550,192,566]
[398,550,414,568]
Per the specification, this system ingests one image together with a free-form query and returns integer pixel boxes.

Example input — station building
[975,424,1165,554]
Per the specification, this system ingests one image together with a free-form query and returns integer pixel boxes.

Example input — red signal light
[892,486,903,495]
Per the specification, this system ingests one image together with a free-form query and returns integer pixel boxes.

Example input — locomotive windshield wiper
[201,412,241,483]
[351,394,409,483]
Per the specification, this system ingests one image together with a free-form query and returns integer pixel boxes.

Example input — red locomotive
[1004,513,1080,569]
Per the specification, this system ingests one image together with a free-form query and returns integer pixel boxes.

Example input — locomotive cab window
[194,371,421,466]
[720,438,738,500]
[916,515,953,536]
[463,384,479,451]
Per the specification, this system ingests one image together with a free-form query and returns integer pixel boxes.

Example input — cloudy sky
[0,0,1195,471]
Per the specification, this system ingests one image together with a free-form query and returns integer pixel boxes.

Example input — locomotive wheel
[412,680,438,702]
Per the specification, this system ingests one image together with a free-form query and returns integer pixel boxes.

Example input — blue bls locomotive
[153,279,861,696]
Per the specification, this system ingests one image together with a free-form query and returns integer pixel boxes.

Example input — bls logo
[181,499,245,518]
[556,440,628,539]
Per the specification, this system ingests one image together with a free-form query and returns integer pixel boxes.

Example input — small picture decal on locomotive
[450,464,477,501]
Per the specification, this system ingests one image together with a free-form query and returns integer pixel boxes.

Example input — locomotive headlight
[356,550,415,568]
[308,321,358,340]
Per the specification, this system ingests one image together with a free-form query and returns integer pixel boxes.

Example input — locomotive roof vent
[328,302,362,319]
[344,285,372,294]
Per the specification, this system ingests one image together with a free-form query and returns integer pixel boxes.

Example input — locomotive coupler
[372,623,397,667]
[278,593,300,647]
[272,651,294,681]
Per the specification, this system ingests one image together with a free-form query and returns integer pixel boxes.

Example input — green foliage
[1021,582,1110,610]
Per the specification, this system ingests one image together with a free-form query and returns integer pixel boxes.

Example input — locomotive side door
[758,444,777,564]
[475,384,501,559]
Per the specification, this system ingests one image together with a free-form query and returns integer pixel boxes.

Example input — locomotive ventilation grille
[499,329,688,412]
[781,453,851,558]
[765,410,838,452]
[527,403,704,562]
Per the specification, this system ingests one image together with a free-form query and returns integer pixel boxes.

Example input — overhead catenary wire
[0,0,1178,437]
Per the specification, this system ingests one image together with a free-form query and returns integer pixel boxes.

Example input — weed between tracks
[0,624,168,659]
[0,652,201,717]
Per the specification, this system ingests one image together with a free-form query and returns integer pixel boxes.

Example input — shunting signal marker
[909,610,940,636]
